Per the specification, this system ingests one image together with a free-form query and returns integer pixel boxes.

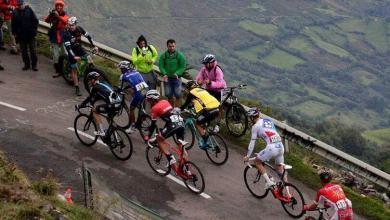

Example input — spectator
[131,35,158,89]
[158,39,186,107]
[44,0,68,77]
[0,10,5,50]
[11,0,38,71]
[196,54,226,102]
[0,0,18,54]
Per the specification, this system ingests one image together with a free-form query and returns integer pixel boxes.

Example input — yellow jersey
[189,88,220,113]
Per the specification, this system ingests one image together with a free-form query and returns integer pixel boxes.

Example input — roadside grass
[362,128,390,146]
[0,152,94,220]
[239,20,278,38]
[262,48,305,70]
[287,37,314,52]
[304,28,351,58]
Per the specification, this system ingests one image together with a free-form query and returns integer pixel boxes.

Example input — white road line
[157,169,211,199]
[67,127,106,146]
[0,101,26,111]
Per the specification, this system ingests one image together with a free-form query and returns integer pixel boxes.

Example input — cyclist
[180,80,220,149]
[75,72,121,137]
[117,60,148,133]
[63,16,98,96]
[243,107,285,190]
[143,90,185,165]
[196,54,226,102]
[304,171,353,220]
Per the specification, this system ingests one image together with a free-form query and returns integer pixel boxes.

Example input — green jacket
[131,45,158,74]
[158,50,187,78]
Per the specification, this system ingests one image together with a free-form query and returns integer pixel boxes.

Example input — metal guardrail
[38,21,390,190]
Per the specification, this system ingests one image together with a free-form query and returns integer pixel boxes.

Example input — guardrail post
[282,120,289,153]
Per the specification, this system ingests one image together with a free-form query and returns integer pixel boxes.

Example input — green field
[354,70,377,86]
[365,20,388,54]
[337,18,366,33]
[363,128,390,146]
[311,26,348,47]
[304,29,352,57]
[287,37,314,52]
[239,20,278,38]
[236,43,269,62]
[262,49,305,70]
[292,100,333,117]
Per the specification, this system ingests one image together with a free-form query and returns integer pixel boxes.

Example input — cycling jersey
[316,183,353,220]
[246,118,284,164]
[149,100,184,139]
[63,26,94,59]
[181,88,220,113]
[81,82,121,115]
[119,69,148,107]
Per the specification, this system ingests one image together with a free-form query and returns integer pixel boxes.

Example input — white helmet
[146,90,160,100]
[117,60,133,70]
[68,16,78,25]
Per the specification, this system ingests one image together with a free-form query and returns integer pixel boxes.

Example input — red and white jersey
[150,100,173,120]
[251,118,282,145]
[316,183,353,220]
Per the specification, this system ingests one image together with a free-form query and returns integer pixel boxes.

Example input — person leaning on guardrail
[11,0,38,71]
[158,39,187,107]
[0,0,18,54]
[131,35,158,90]
[44,0,69,78]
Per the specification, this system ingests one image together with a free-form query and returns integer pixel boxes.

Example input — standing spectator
[196,54,226,102]
[131,35,158,89]
[158,39,186,107]
[45,0,68,77]
[0,0,18,54]
[0,9,6,50]
[11,0,38,71]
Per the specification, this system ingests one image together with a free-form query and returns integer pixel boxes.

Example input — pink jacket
[196,61,226,92]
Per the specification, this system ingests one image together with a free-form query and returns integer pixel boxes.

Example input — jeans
[51,43,65,63]
[19,38,37,68]
[164,78,182,98]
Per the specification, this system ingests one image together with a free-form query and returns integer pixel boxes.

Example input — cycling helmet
[68,17,78,25]
[319,171,332,183]
[185,80,199,90]
[146,90,160,100]
[202,54,216,64]
[247,107,260,117]
[87,71,100,80]
[117,60,133,70]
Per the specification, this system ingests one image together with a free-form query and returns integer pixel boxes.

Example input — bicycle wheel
[138,114,152,138]
[173,122,195,150]
[74,114,98,146]
[107,127,133,161]
[113,104,131,129]
[59,55,73,85]
[145,144,171,176]
[225,103,248,137]
[182,161,205,194]
[83,68,110,93]
[243,166,269,198]
[206,134,229,165]
[280,182,305,218]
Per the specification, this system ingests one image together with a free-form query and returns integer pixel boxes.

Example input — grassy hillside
[363,128,390,146]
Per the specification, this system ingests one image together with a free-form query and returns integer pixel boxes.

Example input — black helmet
[186,80,199,90]
[319,171,332,183]
[87,71,100,80]
[202,54,216,64]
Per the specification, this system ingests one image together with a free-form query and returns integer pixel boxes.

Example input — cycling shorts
[95,103,121,118]
[130,91,145,108]
[197,108,219,125]
[69,52,88,69]
[160,122,184,140]
[257,142,284,164]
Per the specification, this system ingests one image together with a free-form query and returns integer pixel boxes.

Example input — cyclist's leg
[130,92,143,125]
[256,146,276,187]
[93,104,107,134]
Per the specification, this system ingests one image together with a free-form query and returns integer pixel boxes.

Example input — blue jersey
[119,70,148,92]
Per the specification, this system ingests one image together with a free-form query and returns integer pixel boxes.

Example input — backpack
[135,45,154,56]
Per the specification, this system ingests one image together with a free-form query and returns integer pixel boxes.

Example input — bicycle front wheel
[182,161,205,194]
[107,127,133,161]
[206,134,229,165]
[225,103,248,137]
[243,166,269,198]
[113,104,131,129]
[138,114,152,139]
[145,144,171,176]
[74,114,98,146]
[280,182,305,218]
[59,55,73,85]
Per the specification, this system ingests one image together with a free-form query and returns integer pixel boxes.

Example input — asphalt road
[0,52,364,220]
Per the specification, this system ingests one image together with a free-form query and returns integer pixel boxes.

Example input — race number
[135,82,148,91]
[170,115,184,126]
[336,200,347,209]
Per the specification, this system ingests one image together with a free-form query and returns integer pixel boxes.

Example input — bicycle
[173,108,229,166]
[304,207,329,220]
[74,105,133,161]
[59,51,110,91]
[221,84,249,137]
[145,136,205,194]
[244,156,305,218]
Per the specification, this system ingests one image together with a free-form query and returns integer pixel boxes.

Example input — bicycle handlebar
[226,84,247,90]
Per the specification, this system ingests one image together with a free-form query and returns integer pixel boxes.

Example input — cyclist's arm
[147,119,157,137]
[63,32,76,58]
[246,125,259,157]
[80,26,95,47]
[195,68,205,84]
[180,93,194,110]
[210,66,226,89]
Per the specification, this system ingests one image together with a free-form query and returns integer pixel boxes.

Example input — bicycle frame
[168,142,191,179]
[183,109,218,148]
[221,84,246,106]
